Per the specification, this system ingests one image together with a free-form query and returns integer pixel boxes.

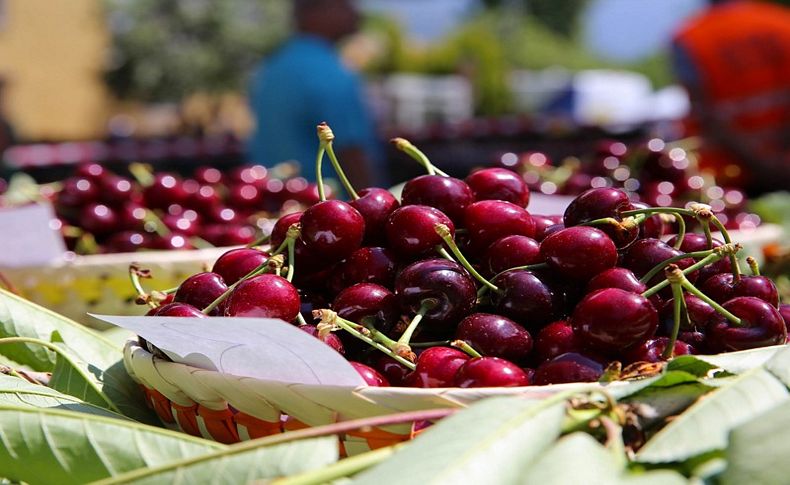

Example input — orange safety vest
[674,0,790,188]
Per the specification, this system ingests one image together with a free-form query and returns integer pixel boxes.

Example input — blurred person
[672,0,790,193]
[247,0,384,188]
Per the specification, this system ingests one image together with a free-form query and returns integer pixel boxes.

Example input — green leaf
[636,368,789,463]
[94,436,338,485]
[352,396,566,485]
[0,374,126,419]
[763,345,790,387]
[0,404,224,485]
[623,383,713,430]
[688,346,783,375]
[0,289,154,423]
[720,400,790,485]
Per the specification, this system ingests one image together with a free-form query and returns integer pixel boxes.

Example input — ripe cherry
[483,235,542,276]
[631,202,666,239]
[780,304,790,333]
[464,200,535,254]
[490,270,564,329]
[174,272,228,314]
[81,203,120,237]
[104,231,149,253]
[707,297,786,352]
[563,187,636,247]
[148,233,195,251]
[74,162,107,181]
[541,226,617,281]
[700,273,779,308]
[465,168,530,207]
[57,177,99,209]
[623,238,698,287]
[332,283,399,334]
[625,337,695,363]
[532,215,561,241]
[300,200,365,262]
[212,248,269,286]
[350,188,400,245]
[408,346,470,388]
[333,247,398,291]
[223,274,300,321]
[154,302,205,317]
[454,357,530,387]
[143,173,188,210]
[586,267,647,294]
[401,175,474,225]
[385,205,454,258]
[455,313,533,364]
[369,354,412,386]
[99,175,135,207]
[532,352,604,385]
[571,288,658,354]
[298,324,345,354]
[533,320,580,364]
[350,362,389,386]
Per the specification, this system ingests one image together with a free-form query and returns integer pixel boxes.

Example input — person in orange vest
[672,0,790,193]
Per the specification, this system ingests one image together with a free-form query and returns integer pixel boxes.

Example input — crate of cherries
[128,123,788,439]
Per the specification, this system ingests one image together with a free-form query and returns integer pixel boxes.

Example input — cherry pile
[497,139,761,232]
[138,124,788,389]
[50,162,323,254]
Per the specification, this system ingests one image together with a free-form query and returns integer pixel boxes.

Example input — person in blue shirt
[247,0,384,188]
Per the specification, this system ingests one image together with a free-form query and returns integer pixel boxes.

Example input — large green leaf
[95,436,338,485]
[0,374,125,419]
[636,369,789,463]
[520,433,688,485]
[764,345,790,387]
[0,289,154,423]
[0,404,224,485]
[720,400,790,485]
[352,396,566,485]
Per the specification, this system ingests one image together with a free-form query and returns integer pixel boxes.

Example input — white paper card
[92,315,365,387]
[0,203,66,267]
[527,193,575,216]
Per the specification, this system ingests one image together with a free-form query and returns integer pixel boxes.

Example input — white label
[0,203,66,267]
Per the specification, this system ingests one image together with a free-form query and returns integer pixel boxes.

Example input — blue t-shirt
[247,35,383,184]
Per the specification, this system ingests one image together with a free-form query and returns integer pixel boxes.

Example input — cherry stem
[580,217,622,229]
[491,263,549,282]
[641,244,741,298]
[296,313,308,326]
[323,138,359,200]
[390,138,448,177]
[702,220,714,249]
[314,142,327,202]
[662,277,685,360]
[396,301,434,351]
[128,264,155,308]
[323,311,416,369]
[451,339,483,358]
[639,248,715,284]
[674,273,743,327]
[746,257,760,276]
[285,238,296,283]
[434,224,498,292]
[245,233,271,249]
[128,162,155,187]
[410,340,451,348]
[672,214,687,250]
[142,209,171,238]
[436,246,457,263]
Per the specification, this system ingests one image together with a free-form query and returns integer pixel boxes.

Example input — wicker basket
[123,340,587,455]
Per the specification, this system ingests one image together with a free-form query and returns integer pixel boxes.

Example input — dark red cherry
[534,320,580,364]
[227,184,262,211]
[223,274,300,321]
[401,175,474,225]
[625,337,695,364]
[349,362,389,386]
[162,213,201,238]
[74,162,107,181]
[385,205,454,258]
[483,235,542,276]
[623,238,698,288]
[350,188,400,245]
[118,202,147,230]
[154,302,205,317]
[298,324,345,354]
[707,297,786,352]
[332,283,399,334]
[454,357,530,388]
[143,173,188,210]
[270,212,302,249]
[780,304,790,333]
[698,257,733,286]
[700,273,779,307]
[57,177,100,208]
[301,200,365,262]
[99,175,135,207]
[188,185,222,213]
[408,347,470,388]
[490,270,564,329]
[533,352,604,385]
[532,215,561,241]
[395,259,477,331]
[369,355,412,386]
[212,248,269,286]
[103,231,149,253]
[563,187,637,247]
[586,268,647,294]
[666,233,721,253]
[571,288,658,354]
[174,272,228,314]
[659,294,714,335]
[455,313,533,364]
[464,200,535,254]
[193,166,224,185]
[148,233,195,251]
[541,226,617,281]
[334,247,398,290]
[631,202,667,239]
[81,203,120,236]
[465,168,530,207]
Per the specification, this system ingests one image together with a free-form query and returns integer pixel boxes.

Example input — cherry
[534,320,580,364]
[395,259,477,331]
[143,173,188,210]
[212,248,269,286]
[349,188,400,245]
[188,185,222,213]
[401,175,474,225]
[349,362,389,386]
[532,215,561,241]
[780,304,790,332]
[99,175,135,207]
[563,187,636,247]
[154,302,205,317]
[193,166,224,185]
[586,268,647,294]
[385,205,454,258]
[104,231,149,253]
[148,233,195,251]
[623,238,698,286]
[74,162,107,181]
[370,354,413,386]
[408,346,470,388]
[571,288,658,354]
[631,202,667,239]
[57,177,100,209]
[465,168,530,207]
[541,226,617,281]
[483,235,542,276]
[204,205,244,225]
[532,352,604,385]
[81,203,120,237]
[332,283,399,334]
[227,184,262,212]
[667,233,721,253]
[174,272,228,314]
[455,313,533,364]
[464,200,535,254]
[454,357,530,388]
[490,270,564,329]
[659,294,714,335]
[300,200,365,262]
[223,274,300,321]
[333,247,398,291]
[162,213,201,238]
[700,273,779,308]
[625,337,695,363]
[298,324,345,354]
[118,202,147,231]
[707,297,786,352]
[270,212,303,249]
